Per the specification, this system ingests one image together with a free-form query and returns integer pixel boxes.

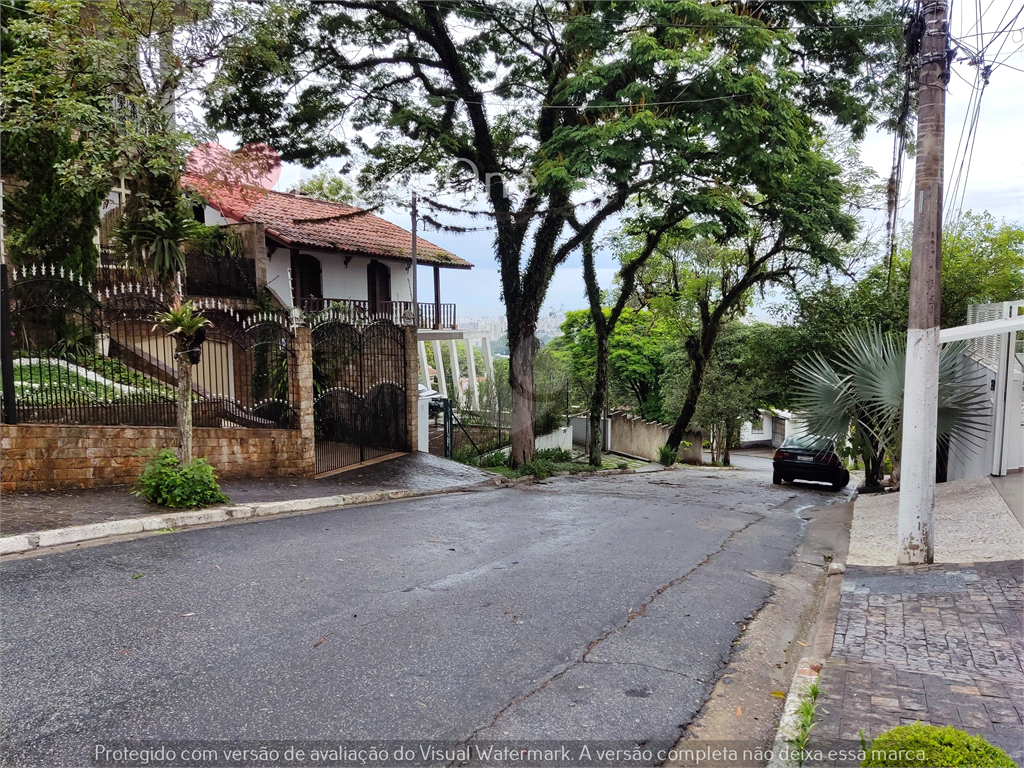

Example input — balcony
[300,297,457,329]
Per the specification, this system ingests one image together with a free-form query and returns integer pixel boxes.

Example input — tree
[763,213,1024,408]
[205,1,902,466]
[1,0,235,270]
[559,301,669,464]
[291,171,358,204]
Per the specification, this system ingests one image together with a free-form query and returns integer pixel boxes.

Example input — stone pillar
[404,326,420,452]
[292,324,317,476]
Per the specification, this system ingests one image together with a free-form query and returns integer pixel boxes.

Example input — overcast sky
[268,7,1024,320]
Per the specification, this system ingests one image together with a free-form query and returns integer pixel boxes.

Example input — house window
[750,419,764,434]
[290,252,322,307]
[98,177,130,247]
[367,260,391,311]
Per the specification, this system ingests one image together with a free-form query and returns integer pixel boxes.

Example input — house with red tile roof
[186,176,473,329]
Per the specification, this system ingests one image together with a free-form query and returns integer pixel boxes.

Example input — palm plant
[154,302,212,463]
[791,325,989,489]
[115,203,205,281]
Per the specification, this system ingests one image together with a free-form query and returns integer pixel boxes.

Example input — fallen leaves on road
[770,691,787,698]
[735,707,742,716]
[180,613,195,617]
[313,633,331,648]
[796,640,808,647]
[214,565,221,571]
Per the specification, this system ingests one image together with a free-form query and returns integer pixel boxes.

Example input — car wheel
[832,470,850,491]
[772,471,782,485]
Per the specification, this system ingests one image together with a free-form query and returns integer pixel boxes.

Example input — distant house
[740,409,805,448]
[186,177,473,328]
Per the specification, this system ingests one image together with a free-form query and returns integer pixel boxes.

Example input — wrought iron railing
[300,297,457,329]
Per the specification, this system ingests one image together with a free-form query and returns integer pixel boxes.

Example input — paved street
[1,460,843,766]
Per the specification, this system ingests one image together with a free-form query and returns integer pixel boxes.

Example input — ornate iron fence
[0,264,297,428]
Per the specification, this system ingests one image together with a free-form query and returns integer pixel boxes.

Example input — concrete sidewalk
[1,453,494,537]
[801,478,1024,766]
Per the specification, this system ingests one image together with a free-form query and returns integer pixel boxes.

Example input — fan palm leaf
[792,325,990,472]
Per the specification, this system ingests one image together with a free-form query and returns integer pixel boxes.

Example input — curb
[1,465,663,556]
[767,565,846,768]
[766,657,824,768]
[1,481,495,556]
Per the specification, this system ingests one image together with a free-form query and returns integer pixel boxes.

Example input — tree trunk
[176,345,193,464]
[587,331,611,467]
[508,328,537,467]
[667,349,707,450]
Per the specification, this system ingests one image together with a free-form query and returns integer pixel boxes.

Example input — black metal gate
[311,318,408,475]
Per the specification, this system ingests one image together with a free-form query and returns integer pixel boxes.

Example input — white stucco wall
[264,248,291,307]
[740,412,773,445]
[316,250,414,303]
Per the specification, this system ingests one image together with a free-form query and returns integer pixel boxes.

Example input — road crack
[455,513,766,748]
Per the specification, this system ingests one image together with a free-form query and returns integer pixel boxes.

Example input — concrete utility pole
[411,192,419,324]
[897,0,948,565]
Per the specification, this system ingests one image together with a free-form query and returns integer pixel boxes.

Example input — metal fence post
[1,264,18,424]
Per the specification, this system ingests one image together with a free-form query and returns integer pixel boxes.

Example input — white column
[432,340,448,399]
[466,337,480,410]
[448,339,461,406]
[481,333,495,383]
[417,340,431,390]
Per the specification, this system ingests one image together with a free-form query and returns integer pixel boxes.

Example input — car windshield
[781,434,833,452]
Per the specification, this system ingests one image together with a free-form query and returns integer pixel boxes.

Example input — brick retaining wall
[0,424,310,492]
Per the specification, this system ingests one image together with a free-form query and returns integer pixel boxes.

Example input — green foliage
[51,320,94,359]
[535,448,572,463]
[184,224,245,259]
[1,129,105,276]
[860,725,1016,768]
[153,302,212,345]
[559,308,669,421]
[658,445,677,466]
[791,325,990,486]
[2,0,229,197]
[133,450,228,509]
[116,202,207,280]
[771,213,1024,402]
[292,171,357,204]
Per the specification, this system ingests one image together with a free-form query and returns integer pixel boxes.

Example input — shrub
[861,724,1016,768]
[535,447,572,462]
[477,450,509,468]
[134,449,229,508]
[452,445,480,466]
[658,445,677,466]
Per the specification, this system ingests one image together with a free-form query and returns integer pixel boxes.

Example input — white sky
[264,6,1024,320]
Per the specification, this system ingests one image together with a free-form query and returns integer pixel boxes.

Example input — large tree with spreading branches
[204,0,902,465]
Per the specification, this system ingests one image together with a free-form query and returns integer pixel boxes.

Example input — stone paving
[813,561,1024,765]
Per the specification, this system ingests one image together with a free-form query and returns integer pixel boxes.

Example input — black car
[772,434,850,490]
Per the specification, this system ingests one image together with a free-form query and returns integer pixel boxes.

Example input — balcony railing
[300,297,457,329]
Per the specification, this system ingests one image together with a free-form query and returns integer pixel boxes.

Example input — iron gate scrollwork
[311,318,407,474]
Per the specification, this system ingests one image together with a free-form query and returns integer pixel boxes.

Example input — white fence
[948,302,1024,480]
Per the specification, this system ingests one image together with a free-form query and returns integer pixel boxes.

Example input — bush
[535,447,573,462]
[134,449,229,508]
[477,450,509,468]
[658,445,678,466]
[861,724,1016,768]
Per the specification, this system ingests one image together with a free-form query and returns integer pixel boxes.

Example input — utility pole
[410,192,418,326]
[897,0,948,565]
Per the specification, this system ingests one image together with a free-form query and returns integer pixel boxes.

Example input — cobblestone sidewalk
[813,561,1023,764]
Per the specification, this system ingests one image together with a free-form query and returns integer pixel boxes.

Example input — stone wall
[608,410,702,463]
[0,424,310,493]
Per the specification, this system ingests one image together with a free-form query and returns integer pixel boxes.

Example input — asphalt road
[1,458,844,767]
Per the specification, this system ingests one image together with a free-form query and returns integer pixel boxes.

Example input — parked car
[773,434,850,490]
